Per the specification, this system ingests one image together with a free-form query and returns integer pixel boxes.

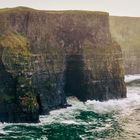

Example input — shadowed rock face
[110,16,140,74]
[0,7,126,122]
[0,34,39,123]
[0,60,16,122]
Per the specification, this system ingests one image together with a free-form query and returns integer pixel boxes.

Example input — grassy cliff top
[0,6,36,13]
[0,6,108,16]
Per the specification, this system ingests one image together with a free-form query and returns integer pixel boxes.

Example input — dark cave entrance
[64,54,87,101]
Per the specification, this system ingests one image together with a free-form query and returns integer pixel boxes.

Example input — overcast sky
[0,0,140,17]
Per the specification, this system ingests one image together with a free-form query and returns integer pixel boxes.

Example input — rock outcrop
[0,7,126,122]
[110,16,140,74]
[0,32,39,122]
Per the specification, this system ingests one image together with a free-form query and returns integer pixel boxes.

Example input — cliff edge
[0,7,126,122]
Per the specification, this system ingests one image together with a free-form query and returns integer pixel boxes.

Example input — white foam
[86,74,140,115]
[125,74,140,83]
[40,90,140,124]
[86,86,140,116]
[61,120,79,125]
[40,75,140,124]
[40,97,86,124]
[1,75,140,131]
[0,123,6,135]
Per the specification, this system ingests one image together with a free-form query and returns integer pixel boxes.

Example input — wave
[125,74,140,83]
[40,74,140,125]
[40,86,140,125]
[0,74,140,140]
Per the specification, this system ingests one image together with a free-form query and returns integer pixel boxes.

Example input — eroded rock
[0,7,126,122]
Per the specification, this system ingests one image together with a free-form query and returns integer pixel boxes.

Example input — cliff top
[0,6,36,12]
[110,16,140,21]
[0,6,108,16]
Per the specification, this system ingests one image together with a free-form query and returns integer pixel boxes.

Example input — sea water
[0,75,140,140]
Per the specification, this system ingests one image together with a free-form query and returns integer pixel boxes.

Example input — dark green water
[0,111,122,140]
[0,75,140,140]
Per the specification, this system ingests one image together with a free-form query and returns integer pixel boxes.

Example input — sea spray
[0,75,140,140]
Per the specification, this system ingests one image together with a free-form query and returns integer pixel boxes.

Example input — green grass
[0,6,108,15]
[0,6,36,13]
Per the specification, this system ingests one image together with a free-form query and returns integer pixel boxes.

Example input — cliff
[0,7,126,122]
[110,16,140,74]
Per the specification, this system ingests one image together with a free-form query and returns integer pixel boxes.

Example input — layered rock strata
[0,7,126,122]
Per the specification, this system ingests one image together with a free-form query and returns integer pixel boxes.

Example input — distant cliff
[110,16,140,74]
[0,7,126,123]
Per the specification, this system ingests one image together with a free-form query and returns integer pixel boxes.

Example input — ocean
[0,75,140,140]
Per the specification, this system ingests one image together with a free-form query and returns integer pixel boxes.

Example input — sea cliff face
[0,7,126,122]
[110,16,140,74]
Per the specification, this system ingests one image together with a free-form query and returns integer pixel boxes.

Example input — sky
[0,0,140,17]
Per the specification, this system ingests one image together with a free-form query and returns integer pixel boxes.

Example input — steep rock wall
[0,7,126,122]
[0,33,39,122]
[110,16,140,74]
[0,51,16,122]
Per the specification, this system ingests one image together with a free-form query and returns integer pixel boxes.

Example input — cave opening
[64,54,87,101]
